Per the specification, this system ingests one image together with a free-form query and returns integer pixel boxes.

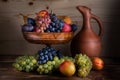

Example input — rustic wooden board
[0,56,120,80]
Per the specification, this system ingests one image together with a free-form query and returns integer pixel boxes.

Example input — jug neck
[82,12,91,29]
[76,6,92,29]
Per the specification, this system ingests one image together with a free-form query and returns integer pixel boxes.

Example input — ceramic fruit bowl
[22,32,73,45]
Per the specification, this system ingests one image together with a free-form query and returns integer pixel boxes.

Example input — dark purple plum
[22,24,34,32]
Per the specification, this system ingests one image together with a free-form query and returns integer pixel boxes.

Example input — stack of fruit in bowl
[21,10,77,44]
[21,10,77,33]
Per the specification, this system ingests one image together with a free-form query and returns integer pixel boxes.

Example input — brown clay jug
[71,6,103,58]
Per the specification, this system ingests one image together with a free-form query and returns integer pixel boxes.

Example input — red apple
[92,57,104,70]
[59,61,76,77]
[62,23,72,32]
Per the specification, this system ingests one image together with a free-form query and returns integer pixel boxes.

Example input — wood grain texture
[0,0,120,57]
[0,56,120,80]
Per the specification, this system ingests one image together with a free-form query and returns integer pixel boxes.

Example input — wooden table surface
[0,56,120,80]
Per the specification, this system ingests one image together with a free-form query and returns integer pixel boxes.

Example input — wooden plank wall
[0,0,120,58]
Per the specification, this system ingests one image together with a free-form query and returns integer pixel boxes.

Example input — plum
[22,24,35,32]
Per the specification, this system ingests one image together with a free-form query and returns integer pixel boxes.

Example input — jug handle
[91,14,103,37]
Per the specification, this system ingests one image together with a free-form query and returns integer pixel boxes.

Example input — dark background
[0,0,120,59]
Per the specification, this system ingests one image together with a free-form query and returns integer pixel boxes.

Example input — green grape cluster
[13,55,37,72]
[53,56,75,69]
[37,56,75,74]
[37,56,62,74]
[62,56,75,63]
[75,54,92,77]
[37,60,55,74]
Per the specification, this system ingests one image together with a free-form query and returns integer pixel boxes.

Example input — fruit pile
[37,56,74,74]
[13,46,97,78]
[36,46,75,74]
[13,46,75,74]
[21,10,77,33]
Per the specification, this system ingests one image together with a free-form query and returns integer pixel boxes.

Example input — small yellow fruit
[63,16,72,25]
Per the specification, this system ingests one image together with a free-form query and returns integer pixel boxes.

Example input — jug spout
[76,6,91,15]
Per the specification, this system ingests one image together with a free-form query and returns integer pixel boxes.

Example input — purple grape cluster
[44,14,64,32]
[37,46,62,64]
[71,24,77,32]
